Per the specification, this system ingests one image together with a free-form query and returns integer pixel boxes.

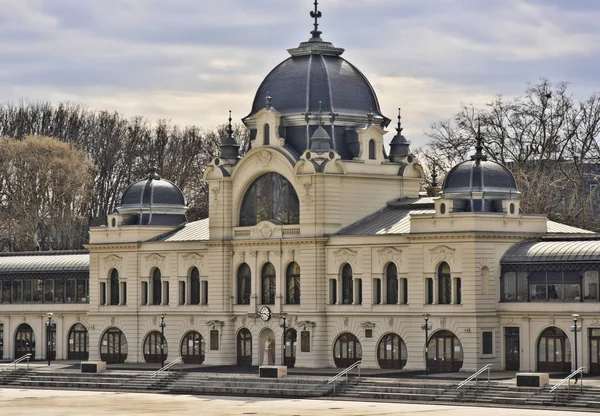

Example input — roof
[0,252,89,274]
[150,218,210,242]
[501,239,600,265]
[547,221,594,234]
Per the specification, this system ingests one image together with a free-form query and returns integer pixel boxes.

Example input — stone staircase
[335,377,452,402]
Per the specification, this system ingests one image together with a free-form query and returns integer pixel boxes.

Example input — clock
[259,306,271,322]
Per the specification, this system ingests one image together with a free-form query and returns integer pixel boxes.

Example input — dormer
[356,123,386,163]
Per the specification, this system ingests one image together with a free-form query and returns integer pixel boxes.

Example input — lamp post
[46,313,53,366]
[421,313,431,376]
[571,314,581,374]
[280,314,287,366]
[159,313,166,368]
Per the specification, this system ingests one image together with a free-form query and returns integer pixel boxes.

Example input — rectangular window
[365,329,373,338]
[329,279,337,305]
[455,278,462,304]
[179,281,186,305]
[210,330,219,351]
[66,279,76,303]
[99,282,106,305]
[141,282,148,305]
[23,280,32,302]
[401,278,408,304]
[77,278,88,302]
[426,278,433,304]
[301,331,310,352]
[121,282,127,305]
[163,281,169,305]
[32,279,42,303]
[482,331,493,354]
[54,280,64,303]
[44,279,54,303]
[0,281,2,303]
[2,280,10,303]
[13,280,23,303]
[0,323,3,359]
[373,279,381,304]
[201,281,208,305]
[584,271,599,300]
[356,279,362,305]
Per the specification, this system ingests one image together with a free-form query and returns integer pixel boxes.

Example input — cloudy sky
[2,0,600,147]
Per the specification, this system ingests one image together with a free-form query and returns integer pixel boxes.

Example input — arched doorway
[284,329,297,368]
[333,333,362,368]
[67,323,88,360]
[100,327,128,364]
[589,328,600,375]
[143,331,168,363]
[180,331,204,364]
[237,328,252,366]
[537,327,571,372]
[377,333,407,369]
[427,330,463,373]
[15,324,35,359]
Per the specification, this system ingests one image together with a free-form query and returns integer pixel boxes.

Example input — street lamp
[279,314,287,366]
[46,313,53,366]
[159,313,166,368]
[571,314,581,375]
[421,314,432,376]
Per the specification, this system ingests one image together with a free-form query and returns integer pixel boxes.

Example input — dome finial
[265,91,272,110]
[471,118,487,163]
[219,110,240,160]
[147,164,160,180]
[227,110,233,137]
[310,0,323,40]
[396,108,403,134]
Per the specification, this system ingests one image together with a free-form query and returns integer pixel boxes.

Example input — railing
[0,354,32,373]
[456,364,493,401]
[550,367,584,404]
[327,361,361,394]
[149,357,183,379]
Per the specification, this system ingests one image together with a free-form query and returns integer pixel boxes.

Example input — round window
[510,203,515,214]
[111,218,116,227]
[440,203,446,215]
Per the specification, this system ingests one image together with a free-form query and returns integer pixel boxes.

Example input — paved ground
[0,389,592,416]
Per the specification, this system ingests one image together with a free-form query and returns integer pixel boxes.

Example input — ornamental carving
[248,250,257,258]
[259,224,273,239]
[110,317,115,325]
[211,186,221,210]
[288,250,295,261]
[429,246,455,264]
[189,316,195,325]
[343,317,349,327]
[360,321,376,329]
[388,318,394,327]
[103,255,122,272]
[302,182,313,206]
[378,247,401,266]
[182,252,204,269]
[334,248,357,266]
[145,253,165,272]
[440,318,447,329]
[257,150,273,168]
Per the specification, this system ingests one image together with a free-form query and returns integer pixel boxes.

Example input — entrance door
[427,330,463,373]
[68,324,89,360]
[284,329,296,368]
[589,328,600,375]
[181,331,204,364]
[15,324,35,359]
[537,327,570,372]
[46,323,56,361]
[505,327,520,371]
[100,328,128,364]
[333,333,362,368]
[237,328,252,366]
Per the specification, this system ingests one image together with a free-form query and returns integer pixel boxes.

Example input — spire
[310,0,323,40]
[310,100,332,153]
[287,1,344,57]
[389,108,411,162]
[470,119,487,163]
[219,110,240,160]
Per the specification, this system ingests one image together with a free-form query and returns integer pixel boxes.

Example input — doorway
[504,327,520,371]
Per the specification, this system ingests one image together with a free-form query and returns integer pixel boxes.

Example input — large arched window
[333,332,362,368]
[143,331,168,363]
[239,173,299,226]
[438,262,451,305]
[378,333,407,369]
[100,327,128,364]
[110,269,119,305]
[386,263,398,304]
[261,263,276,305]
[342,264,353,305]
[286,262,301,304]
[237,263,251,305]
[152,268,162,305]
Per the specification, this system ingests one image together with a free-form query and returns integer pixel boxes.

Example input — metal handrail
[550,366,584,404]
[327,360,361,394]
[0,354,32,373]
[149,357,183,378]
[456,364,493,401]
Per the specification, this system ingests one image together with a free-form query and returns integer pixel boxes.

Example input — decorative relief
[593,318,600,326]
[238,251,246,262]
[288,250,295,261]
[206,320,224,329]
[152,317,157,325]
[360,321,376,329]
[257,150,273,168]
[388,318,394,327]
[248,250,257,258]
[211,186,221,210]
[378,247,401,265]
[507,318,514,324]
[110,317,115,325]
[77,315,81,323]
[343,317,349,327]
[189,316,195,325]
[334,248,357,265]
[241,316,247,326]
[429,246,455,264]
[261,251,269,261]
[182,252,204,269]
[259,224,273,239]
[103,255,122,272]
[302,182,313,206]
[296,320,316,330]
[440,318,447,329]
[145,253,165,272]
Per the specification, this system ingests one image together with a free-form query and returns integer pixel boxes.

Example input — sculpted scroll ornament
[259,224,273,239]
[257,150,273,168]
[103,255,122,272]
[146,253,165,273]
[429,246,455,264]
[182,252,204,269]
[211,186,221,210]
[302,182,313,206]
[378,247,401,266]
[334,248,357,266]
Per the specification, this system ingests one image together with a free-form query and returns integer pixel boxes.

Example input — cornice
[86,243,140,251]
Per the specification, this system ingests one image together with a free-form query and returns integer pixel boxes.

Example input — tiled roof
[0,253,89,273]
[546,221,594,234]
[150,218,210,242]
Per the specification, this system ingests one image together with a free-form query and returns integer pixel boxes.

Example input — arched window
[109,269,119,305]
[427,330,463,372]
[237,263,251,305]
[286,262,301,304]
[368,139,376,160]
[237,328,252,366]
[68,323,88,360]
[264,123,270,145]
[181,331,204,364]
[333,332,362,368]
[261,263,276,305]
[438,262,451,304]
[100,327,128,364]
[152,268,162,305]
[537,327,570,372]
[15,323,35,359]
[143,331,167,363]
[386,263,398,304]
[239,173,299,226]
[378,333,407,369]
[342,264,353,305]
[189,267,200,305]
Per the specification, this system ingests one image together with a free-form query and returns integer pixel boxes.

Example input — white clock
[259,306,271,322]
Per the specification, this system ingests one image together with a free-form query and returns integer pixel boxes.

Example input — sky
[2,0,600,148]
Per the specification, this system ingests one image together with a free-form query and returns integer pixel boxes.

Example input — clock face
[260,306,271,321]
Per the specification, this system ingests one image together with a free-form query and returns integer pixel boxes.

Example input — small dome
[117,168,187,226]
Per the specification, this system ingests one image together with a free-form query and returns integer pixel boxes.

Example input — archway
[259,328,275,366]
[537,327,571,372]
[67,323,88,360]
[15,323,35,359]
[100,327,128,364]
[180,331,204,364]
[143,331,168,363]
[377,333,407,369]
[333,332,362,368]
[237,328,252,366]
[427,330,463,373]
[284,328,297,368]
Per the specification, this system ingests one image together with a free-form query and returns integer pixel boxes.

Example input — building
[1,4,600,374]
